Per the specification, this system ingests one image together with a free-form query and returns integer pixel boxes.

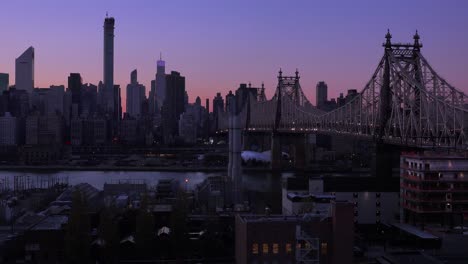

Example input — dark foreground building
[235,201,354,264]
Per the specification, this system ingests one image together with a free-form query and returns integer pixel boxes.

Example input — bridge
[220,31,468,153]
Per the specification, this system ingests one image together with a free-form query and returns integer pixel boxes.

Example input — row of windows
[252,243,292,255]
[353,192,381,198]
[252,242,328,255]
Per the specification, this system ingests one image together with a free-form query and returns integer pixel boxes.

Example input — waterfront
[0,170,289,213]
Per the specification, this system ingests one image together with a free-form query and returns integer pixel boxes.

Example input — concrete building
[225,91,235,112]
[235,201,354,264]
[120,114,138,144]
[80,83,97,117]
[213,92,224,117]
[235,83,264,110]
[0,112,17,145]
[400,152,468,226]
[71,117,108,146]
[68,73,82,117]
[316,81,327,109]
[48,85,65,115]
[178,112,197,144]
[195,176,231,213]
[103,15,115,113]
[15,47,34,94]
[2,88,29,118]
[162,71,185,144]
[281,177,400,225]
[155,57,166,110]
[25,113,63,145]
[126,70,146,118]
[0,73,8,93]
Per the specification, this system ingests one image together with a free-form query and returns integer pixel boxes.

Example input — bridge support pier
[271,132,282,170]
[293,135,306,170]
[228,113,242,205]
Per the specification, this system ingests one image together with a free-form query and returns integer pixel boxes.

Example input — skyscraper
[155,56,166,110]
[316,81,328,109]
[126,69,146,118]
[149,80,157,115]
[162,71,185,144]
[103,15,115,112]
[213,92,224,117]
[68,73,82,118]
[0,73,9,93]
[15,47,34,94]
[130,69,137,85]
[0,112,17,146]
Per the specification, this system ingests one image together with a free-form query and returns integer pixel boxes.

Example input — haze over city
[1,0,468,111]
[2,1,468,263]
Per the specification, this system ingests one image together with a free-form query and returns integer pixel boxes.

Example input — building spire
[106,12,108,18]
[413,30,421,51]
[160,52,162,61]
[384,29,392,49]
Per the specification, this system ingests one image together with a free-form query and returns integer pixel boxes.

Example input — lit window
[273,243,279,254]
[252,243,259,254]
[321,242,328,255]
[262,243,269,254]
[286,243,292,254]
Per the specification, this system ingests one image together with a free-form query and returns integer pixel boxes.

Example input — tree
[135,193,155,258]
[65,190,91,263]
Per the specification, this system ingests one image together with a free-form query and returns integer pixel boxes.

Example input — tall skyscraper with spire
[155,54,166,110]
[15,46,34,94]
[103,15,115,112]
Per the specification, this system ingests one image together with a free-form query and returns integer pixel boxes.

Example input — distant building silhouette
[126,69,146,118]
[162,71,185,144]
[225,91,234,112]
[0,112,17,146]
[0,73,8,93]
[155,56,166,111]
[103,16,115,113]
[316,81,327,109]
[213,92,224,117]
[15,47,34,94]
[68,73,82,118]
[213,92,224,130]
[80,83,97,117]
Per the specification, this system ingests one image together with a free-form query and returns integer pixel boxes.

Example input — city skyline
[1,1,468,112]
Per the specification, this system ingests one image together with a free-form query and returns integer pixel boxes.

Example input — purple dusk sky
[1,0,468,111]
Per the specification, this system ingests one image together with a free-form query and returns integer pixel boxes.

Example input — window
[273,243,279,254]
[262,243,269,254]
[285,243,292,254]
[252,243,259,254]
[321,242,328,255]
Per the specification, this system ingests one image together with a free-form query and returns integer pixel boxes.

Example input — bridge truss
[219,31,468,149]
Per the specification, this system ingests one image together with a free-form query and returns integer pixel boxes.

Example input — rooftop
[31,215,68,231]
